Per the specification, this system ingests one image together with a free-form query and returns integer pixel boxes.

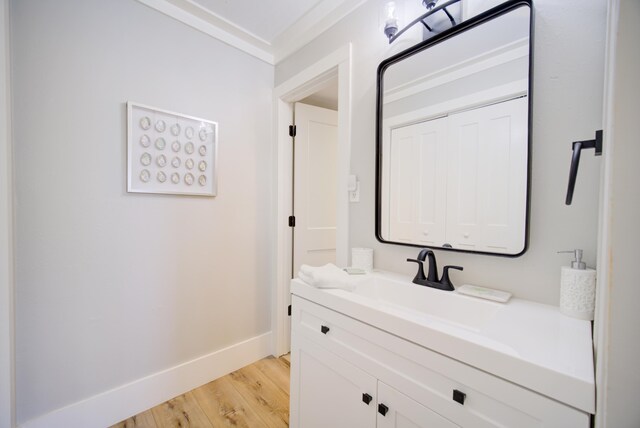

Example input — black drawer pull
[320,325,330,334]
[378,403,389,416]
[362,393,372,405]
[453,389,466,405]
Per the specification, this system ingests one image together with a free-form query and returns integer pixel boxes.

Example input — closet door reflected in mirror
[376,1,532,256]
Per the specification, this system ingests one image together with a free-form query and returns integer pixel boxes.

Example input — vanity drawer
[291,295,589,428]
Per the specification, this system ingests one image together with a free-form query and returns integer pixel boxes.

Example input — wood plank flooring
[111,355,290,428]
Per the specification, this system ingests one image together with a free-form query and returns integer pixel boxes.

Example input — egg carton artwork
[127,102,218,196]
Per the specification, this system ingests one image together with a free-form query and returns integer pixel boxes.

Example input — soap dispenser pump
[557,249,596,320]
[558,249,586,269]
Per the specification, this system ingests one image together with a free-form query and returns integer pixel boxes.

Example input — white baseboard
[19,332,272,428]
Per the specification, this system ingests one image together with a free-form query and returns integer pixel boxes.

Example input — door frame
[594,0,618,425]
[272,44,352,356]
[0,0,15,425]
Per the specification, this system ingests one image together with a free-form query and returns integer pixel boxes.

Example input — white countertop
[291,270,595,414]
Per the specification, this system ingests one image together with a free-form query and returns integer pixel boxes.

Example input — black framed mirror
[376,0,532,257]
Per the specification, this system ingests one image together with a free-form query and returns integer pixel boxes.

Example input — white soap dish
[343,267,367,275]
[457,284,512,303]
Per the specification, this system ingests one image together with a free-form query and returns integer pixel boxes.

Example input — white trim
[594,0,619,426]
[380,82,526,169]
[272,44,352,357]
[335,49,353,269]
[383,80,527,133]
[133,0,365,65]
[274,45,351,97]
[169,0,272,45]
[19,332,272,428]
[0,0,14,425]
[272,0,367,63]
[384,39,528,103]
[134,0,274,64]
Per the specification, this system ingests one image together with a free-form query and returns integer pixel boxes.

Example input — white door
[388,117,448,245]
[290,335,377,428]
[293,102,338,275]
[377,382,460,428]
[446,97,528,253]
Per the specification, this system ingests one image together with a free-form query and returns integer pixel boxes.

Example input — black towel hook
[565,130,603,205]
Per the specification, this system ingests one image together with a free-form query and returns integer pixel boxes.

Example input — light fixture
[383,2,399,41]
[384,0,461,44]
[423,0,438,9]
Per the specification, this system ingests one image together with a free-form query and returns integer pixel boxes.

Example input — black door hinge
[289,125,296,137]
[287,305,292,316]
[288,216,296,227]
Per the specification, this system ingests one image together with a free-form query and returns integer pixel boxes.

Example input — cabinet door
[377,382,459,428]
[290,334,377,428]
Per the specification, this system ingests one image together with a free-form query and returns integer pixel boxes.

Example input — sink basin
[349,273,502,332]
[291,269,595,414]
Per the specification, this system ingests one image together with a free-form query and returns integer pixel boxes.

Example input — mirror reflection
[377,4,531,255]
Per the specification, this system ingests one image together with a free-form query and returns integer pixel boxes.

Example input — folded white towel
[297,263,363,290]
[297,271,314,287]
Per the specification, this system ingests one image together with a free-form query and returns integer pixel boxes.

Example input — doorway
[292,95,339,277]
[272,45,352,357]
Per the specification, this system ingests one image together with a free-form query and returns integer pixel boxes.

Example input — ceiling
[137,0,367,64]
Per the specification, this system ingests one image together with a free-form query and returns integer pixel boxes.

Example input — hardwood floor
[111,355,291,428]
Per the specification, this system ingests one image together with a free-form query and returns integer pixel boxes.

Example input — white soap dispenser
[558,249,597,320]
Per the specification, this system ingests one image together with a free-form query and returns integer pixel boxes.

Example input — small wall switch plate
[347,174,357,191]
[349,181,360,202]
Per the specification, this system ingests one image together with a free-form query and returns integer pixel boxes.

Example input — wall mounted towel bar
[565,130,603,205]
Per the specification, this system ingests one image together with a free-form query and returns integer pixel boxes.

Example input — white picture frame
[127,102,218,196]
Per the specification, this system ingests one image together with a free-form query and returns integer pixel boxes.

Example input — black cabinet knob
[362,393,372,405]
[320,325,330,334]
[378,403,389,416]
[453,389,466,405]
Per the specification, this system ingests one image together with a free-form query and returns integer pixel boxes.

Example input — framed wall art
[127,102,218,196]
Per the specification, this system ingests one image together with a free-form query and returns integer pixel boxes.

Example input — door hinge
[288,216,296,227]
[289,125,296,137]
[287,305,292,316]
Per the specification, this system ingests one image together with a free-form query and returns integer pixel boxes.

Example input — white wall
[11,0,273,424]
[0,0,15,426]
[275,0,606,305]
[597,0,640,425]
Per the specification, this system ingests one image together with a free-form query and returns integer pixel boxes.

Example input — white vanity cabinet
[290,294,591,428]
[377,382,460,428]
[292,334,457,428]
[292,335,376,428]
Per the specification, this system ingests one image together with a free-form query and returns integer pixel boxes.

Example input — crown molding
[135,0,275,64]
[135,0,365,65]
[272,0,367,63]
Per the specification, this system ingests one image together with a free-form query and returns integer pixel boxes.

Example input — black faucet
[407,249,463,291]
